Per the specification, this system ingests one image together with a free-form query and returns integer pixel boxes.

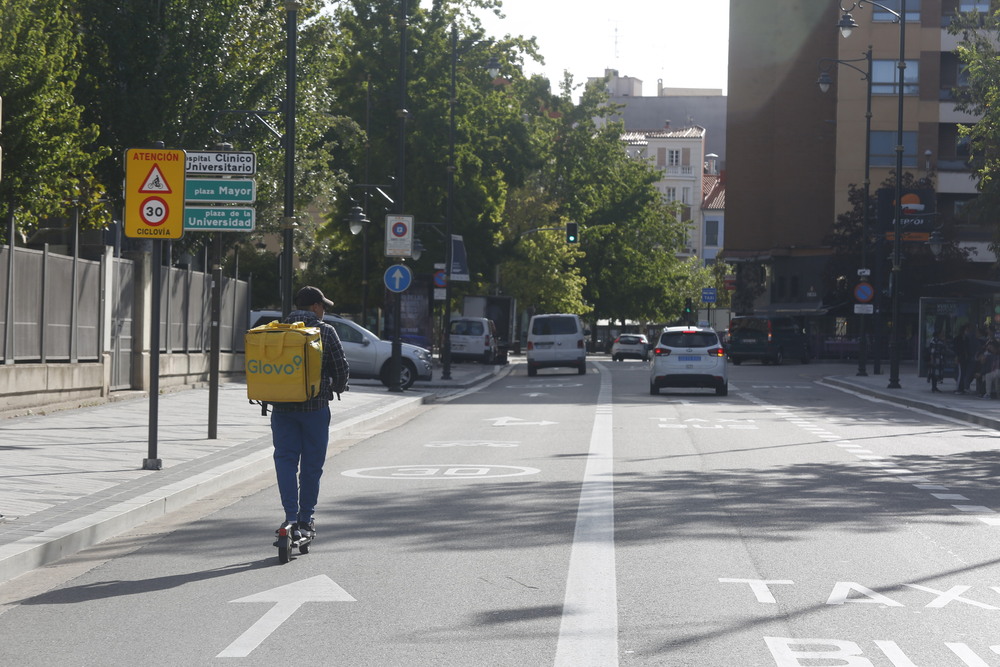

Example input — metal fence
[1,243,248,372]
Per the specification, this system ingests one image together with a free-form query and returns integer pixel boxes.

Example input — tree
[74,0,353,262]
[0,0,110,238]
[539,80,690,324]
[949,9,1000,259]
[320,0,551,313]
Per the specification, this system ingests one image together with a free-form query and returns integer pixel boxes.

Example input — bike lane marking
[554,364,618,666]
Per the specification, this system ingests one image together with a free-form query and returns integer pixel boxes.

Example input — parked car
[726,315,811,365]
[526,313,587,376]
[448,317,499,364]
[248,310,433,390]
[649,325,728,396]
[610,333,649,362]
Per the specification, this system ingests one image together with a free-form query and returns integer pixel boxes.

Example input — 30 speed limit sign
[140,196,170,226]
[124,148,186,239]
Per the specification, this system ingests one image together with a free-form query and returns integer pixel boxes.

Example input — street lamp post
[280,1,300,317]
[388,0,410,393]
[818,45,873,377]
[839,0,907,389]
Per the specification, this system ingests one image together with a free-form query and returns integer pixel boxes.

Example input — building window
[705,219,719,246]
[959,2,990,12]
[873,0,920,22]
[870,130,918,167]
[664,187,677,202]
[682,187,690,205]
[873,59,919,95]
[668,149,681,167]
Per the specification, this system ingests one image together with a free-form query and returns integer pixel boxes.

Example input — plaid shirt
[270,310,350,413]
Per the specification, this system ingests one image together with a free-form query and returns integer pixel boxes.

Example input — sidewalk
[821,360,1000,431]
[0,361,510,585]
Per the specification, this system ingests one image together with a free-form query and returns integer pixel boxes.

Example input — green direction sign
[185,178,256,203]
[184,206,255,231]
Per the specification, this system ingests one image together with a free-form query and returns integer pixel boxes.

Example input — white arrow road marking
[218,575,356,658]
[485,416,557,426]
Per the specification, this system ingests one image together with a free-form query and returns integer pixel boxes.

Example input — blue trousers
[270,405,330,523]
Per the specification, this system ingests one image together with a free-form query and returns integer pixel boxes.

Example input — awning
[922,279,1000,297]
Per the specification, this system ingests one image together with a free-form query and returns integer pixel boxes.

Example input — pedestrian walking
[927,330,947,393]
[270,286,350,539]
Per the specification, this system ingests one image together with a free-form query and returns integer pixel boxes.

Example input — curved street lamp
[839,0,908,389]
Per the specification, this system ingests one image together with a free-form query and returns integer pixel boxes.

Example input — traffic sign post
[185,178,256,203]
[854,281,874,304]
[124,148,187,239]
[385,215,414,257]
[384,263,413,293]
[185,150,256,175]
[184,206,256,231]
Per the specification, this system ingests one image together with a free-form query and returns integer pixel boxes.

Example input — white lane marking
[744,390,1000,525]
[219,576,356,658]
[555,365,617,667]
[953,505,995,514]
[341,465,539,479]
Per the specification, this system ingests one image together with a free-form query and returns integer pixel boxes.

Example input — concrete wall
[0,353,245,416]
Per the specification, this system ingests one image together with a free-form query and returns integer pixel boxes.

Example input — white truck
[462,295,519,363]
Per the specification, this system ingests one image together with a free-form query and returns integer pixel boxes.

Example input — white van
[448,317,498,364]
[526,313,587,376]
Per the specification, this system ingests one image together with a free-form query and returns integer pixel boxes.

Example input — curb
[822,376,1000,431]
[0,394,426,586]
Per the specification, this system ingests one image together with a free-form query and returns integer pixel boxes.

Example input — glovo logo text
[248,355,303,376]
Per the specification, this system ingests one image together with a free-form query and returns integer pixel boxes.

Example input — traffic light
[566,222,578,243]
[684,297,694,321]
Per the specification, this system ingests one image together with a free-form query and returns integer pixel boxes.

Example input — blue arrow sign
[384,264,413,293]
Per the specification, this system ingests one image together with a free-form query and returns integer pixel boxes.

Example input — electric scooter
[273,521,313,564]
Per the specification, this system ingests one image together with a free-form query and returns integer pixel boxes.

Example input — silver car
[249,311,433,390]
[611,333,649,362]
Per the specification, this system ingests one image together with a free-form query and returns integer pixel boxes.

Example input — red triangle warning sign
[138,164,173,194]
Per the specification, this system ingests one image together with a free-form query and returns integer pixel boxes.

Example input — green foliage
[950,9,1000,256]
[2,0,719,328]
[0,0,110,237]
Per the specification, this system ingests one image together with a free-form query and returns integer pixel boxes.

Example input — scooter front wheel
[275,524,293,564]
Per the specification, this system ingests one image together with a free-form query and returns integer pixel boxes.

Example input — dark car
[726,316,810,365]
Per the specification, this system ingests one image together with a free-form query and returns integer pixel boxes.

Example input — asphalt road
[2,359,1000,666]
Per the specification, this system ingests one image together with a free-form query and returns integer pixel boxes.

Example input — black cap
[294,286,334,309]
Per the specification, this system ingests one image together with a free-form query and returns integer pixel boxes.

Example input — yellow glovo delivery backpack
[245,321,323,410]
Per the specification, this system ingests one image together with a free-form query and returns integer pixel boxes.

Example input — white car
[649,326,728,396]
[610,333,649,361]
[249,310,433,390]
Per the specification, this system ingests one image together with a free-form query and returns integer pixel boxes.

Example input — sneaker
[297,521,315,538]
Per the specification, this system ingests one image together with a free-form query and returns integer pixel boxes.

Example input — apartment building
[623,124,708,260]
[725,0,990,317]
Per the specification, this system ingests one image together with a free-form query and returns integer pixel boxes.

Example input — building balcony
[660,165,695,177]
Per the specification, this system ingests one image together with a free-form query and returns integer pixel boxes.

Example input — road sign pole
[143,239,163,470]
